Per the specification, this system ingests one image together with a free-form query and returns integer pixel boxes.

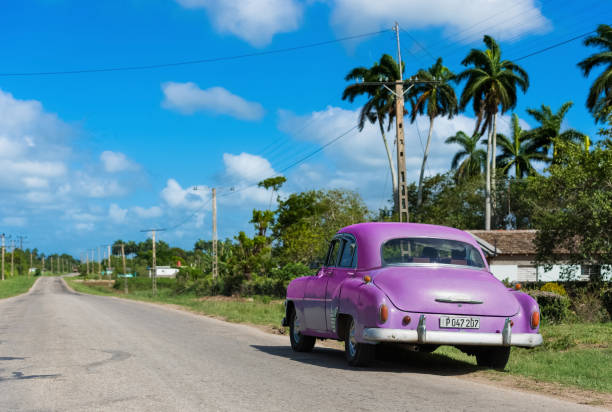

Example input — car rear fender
[335,277,387,341]
[511,291,540,333]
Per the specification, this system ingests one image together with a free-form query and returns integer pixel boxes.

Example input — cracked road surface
[0,277,605,411]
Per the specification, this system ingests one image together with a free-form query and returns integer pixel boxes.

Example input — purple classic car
[282,222,543,368]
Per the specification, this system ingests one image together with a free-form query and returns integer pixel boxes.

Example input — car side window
[325,239,341,267]
[338,238,356,268]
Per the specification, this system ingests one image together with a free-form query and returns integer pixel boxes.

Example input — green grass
[65,278,285,329]
[66,277,611,393]
[436,322,612,393]
[0,276,37,299]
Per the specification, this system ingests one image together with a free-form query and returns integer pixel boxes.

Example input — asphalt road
[0,277,604,411]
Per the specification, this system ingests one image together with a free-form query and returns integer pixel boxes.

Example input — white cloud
[223,152,276,183]
[132,205,163,219]
[278,106,529,209]
[161,178,210,210]
[175,0,303,47]
[329,0,550,42]
[100,151,137,173]
[161,82,264,121]
[73,172,126,198]
[109,203,128,223]
[75,222,95,232]
[1,217,26,227]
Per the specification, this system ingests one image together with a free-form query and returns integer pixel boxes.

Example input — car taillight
[363,275,372,283]
[531,311,540,329]
[402,315,411,326]
[379,304,388,323]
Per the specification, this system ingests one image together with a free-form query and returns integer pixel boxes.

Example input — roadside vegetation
[0,275,37,299]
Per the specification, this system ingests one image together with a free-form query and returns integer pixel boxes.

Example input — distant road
[0,277,603,411]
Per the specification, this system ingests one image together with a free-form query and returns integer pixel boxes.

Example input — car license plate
[439,316,480,329]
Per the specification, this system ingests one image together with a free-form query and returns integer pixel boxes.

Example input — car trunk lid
[373,265,519,316]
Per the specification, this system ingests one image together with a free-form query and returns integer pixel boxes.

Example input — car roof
[337,222,484,269]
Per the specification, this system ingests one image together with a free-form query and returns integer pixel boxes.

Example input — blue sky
[0,0,609,256]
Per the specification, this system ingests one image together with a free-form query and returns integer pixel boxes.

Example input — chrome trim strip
[362,328,543,348]
[435,298,483,304]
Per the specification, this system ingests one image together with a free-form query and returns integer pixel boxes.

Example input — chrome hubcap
[348,320,357,358]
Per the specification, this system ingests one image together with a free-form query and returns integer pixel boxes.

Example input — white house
[468,230,611,282]
[147,266,179,278]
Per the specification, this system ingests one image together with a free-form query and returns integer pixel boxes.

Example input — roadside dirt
[466,372,612,409]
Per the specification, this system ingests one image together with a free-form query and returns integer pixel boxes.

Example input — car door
[326,236,357,332]
[303,238,340,331]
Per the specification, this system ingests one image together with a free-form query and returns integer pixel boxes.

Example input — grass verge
[65,278,611,394]
[436,322,612,393]
[0,276,37,299]
[65,278,285,330]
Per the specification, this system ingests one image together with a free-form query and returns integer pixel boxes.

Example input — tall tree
[525,101,584,161]
[457,35,529,229]
[409,57,458,209]
[445,131,486,182]
[578,24,612,122]
[496,114,547,178]
[342,54,404,211]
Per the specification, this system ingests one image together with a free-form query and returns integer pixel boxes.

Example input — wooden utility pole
[86,252,90,275]
[140,228,166,294]
[393,22,409,223]
[1,233,5,281]
[97,247,101,277]
[42,255,45,273]
[121,243,128,294]
[10,240,15,277]
[107,244,111,277]
[212,188,218,279]
[29,251,33,275]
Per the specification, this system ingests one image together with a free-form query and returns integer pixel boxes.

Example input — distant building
[147,266,179,278]
[468,230,611,282]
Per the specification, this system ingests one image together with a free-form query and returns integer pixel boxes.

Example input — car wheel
[289,309,315,352]
[475,346,510,370]
[344,318,374,366]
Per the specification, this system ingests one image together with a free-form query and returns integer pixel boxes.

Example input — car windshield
[381,238,485,269]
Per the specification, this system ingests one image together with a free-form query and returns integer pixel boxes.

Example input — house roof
[468,230,538,256]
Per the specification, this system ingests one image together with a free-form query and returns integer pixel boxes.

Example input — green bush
[528,290,570,324]
[571,290,610,323]
[240,276,286,297]
[269,263,313,282]
[540,282,567,296]
[602,289,612,318]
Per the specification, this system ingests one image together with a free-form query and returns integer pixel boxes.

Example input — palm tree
[445,131,486,182]
[409,57,458,209]
[578,24,612,122]
[496,114,547,178]
[343,54,404,209]
[525,101,584,161]
[456,35,529,230]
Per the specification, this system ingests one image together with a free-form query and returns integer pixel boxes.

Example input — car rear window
[381,238,485,268]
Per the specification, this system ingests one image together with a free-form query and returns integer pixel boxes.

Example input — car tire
[289,309,315,352]
[344,318,374,366]
[475,346,510,370]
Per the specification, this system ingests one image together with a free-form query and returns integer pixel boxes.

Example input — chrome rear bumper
[363,316,542,348]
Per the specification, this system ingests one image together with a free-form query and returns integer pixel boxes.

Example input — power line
[163,124,360,232]
[0,30,389,77]
[512,30,594,61]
